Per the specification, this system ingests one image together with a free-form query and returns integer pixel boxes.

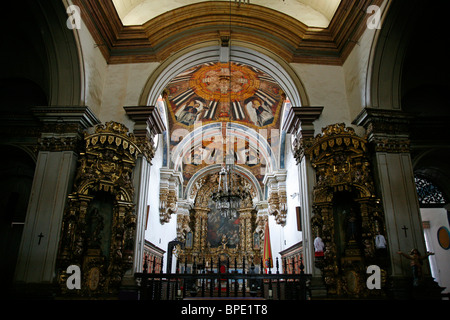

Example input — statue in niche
[333,192,362,257]
[345,208,358,243]
[88,208,104,249]
[86,193,114,257]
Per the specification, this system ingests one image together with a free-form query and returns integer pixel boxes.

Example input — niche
[86,192,114,261]
[333,191,362,259]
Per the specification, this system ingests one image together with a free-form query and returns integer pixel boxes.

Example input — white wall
[342,26,378,122]
[77,18,108,115]
[144,134,177,272]
[99,63,160,127]
[291,63,353,132]
[421,208,450,293]
[264,134,303,273]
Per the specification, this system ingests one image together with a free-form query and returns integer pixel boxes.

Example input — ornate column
[282,106,323,279]
[353,107,443,298]
[198,209,209,252]
[15,106,99,288]
[238,209,254,254]
[124,106,166,274]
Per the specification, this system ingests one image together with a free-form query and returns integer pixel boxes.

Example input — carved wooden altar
[307,123,388,297]
[176,171,262,269]
[56,121,148,297]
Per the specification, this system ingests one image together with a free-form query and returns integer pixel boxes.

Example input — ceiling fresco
[163,61,286,189]
[164,62,285,130]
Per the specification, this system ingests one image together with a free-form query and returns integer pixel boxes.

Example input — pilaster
[283,106,323,279]
[353,107,443,298]
[15,106,99,286]
[124,106,166,274]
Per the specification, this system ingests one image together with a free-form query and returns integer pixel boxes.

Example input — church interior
[1,0,449,301]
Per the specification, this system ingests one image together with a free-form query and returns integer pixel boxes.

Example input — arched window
[414,174,446,207]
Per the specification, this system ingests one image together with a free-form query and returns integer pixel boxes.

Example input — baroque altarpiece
[306,123,389,297]
[176,171,265,271]
[56,121,151,297]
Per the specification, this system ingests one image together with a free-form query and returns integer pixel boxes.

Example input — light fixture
[211,1,244,220]
[212,154,242,219]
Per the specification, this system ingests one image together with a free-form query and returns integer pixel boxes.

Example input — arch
[365,0,418,110]
[29,0,84,106]
[171,122,278,175]
[140,45,308,108]
[184,163,264,202]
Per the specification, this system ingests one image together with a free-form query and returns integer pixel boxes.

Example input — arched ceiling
[75,0,382,65]
[112,0,341,28]
[165,61,285,190]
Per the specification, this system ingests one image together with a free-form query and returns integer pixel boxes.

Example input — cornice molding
[75,0,383,65]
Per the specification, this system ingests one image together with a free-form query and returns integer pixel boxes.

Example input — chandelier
[211,1,245,220]
[212,156,242,219]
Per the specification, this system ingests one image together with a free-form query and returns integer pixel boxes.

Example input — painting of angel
[245,96,274,127]
[175,97,206,126]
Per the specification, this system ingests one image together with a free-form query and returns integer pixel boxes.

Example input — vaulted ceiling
[112,0,341,28]
[76,0,382,65]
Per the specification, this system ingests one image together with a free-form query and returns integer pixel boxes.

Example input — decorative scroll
[307,123,388,298]
[159,169,182,224]
[266,171,287,226]
[56,121,141,297]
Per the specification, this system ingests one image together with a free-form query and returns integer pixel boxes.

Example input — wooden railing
[134,257,311,300]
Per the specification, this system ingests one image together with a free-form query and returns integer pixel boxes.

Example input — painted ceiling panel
[164,61,286,189]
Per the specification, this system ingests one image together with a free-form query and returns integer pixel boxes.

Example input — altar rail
[134,258,312,300]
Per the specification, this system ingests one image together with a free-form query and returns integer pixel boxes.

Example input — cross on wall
[38,232,44,245]
[401,225,408,238]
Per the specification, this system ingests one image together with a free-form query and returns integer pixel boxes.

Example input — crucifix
[38,232,44,245]
[401,225,408,238]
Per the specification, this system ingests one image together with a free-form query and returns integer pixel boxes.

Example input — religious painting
[253,232,260,250]
[164,62,285,131]
[164,62,286,193]
[206,198,240,248]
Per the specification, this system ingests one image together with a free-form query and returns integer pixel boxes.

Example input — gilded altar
[307,123,388,297]
[176,171,263,269]
[56,121,150,297]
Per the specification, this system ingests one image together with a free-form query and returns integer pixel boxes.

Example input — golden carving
[56,121,141,297]
[176,171,261,266]
[307,123,388,298]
